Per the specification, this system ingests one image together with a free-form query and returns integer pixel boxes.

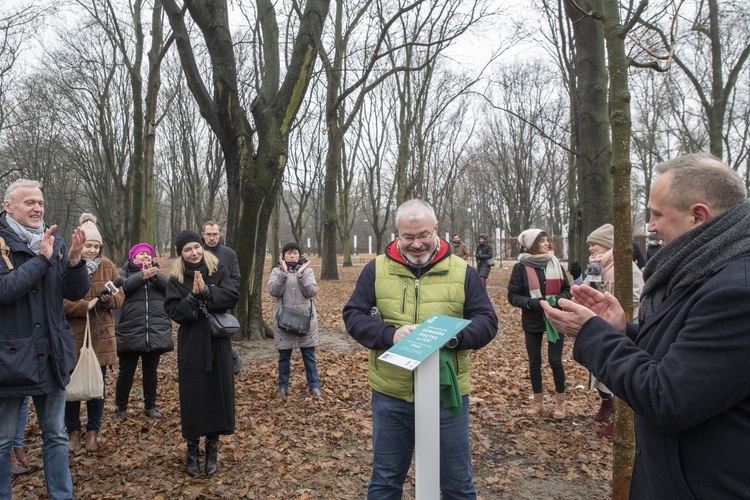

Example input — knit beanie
[174,230,202,254]
[79,213,102,245]
[282,241,301,255]
[129,243,155,261]
[518,228,543,250]
[587,223,614,249]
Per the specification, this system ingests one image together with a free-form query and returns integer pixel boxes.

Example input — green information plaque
[378,314,471,371]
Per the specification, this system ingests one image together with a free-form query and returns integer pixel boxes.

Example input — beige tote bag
[65,314,104,401]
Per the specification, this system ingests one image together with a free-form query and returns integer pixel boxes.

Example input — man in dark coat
[0,179,89,498]
[474,233,494,288]
[201,220,241,287]
[542,153,750,499]
[202,220,243,374]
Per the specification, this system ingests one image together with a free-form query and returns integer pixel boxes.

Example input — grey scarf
[639,199,750,323]
[5,214,45,256]
[85,257,101,277]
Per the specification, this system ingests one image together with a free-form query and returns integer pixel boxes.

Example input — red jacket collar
[385,237,451,267]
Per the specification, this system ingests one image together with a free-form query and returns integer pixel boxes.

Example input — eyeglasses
[399,229,436,244]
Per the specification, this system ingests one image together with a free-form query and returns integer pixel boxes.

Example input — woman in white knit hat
[507,229,571,419]
[582,223,644,436]
[63,213,123,453]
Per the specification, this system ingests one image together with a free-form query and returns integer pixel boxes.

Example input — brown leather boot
[553,392,566,420]
[69,431,82,452]
[594,398,614,422]
[85,431,98,452]
[526,393,544,416]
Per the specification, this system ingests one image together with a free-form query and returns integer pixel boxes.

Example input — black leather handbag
[200,302,240,338]
[278,298,313,336]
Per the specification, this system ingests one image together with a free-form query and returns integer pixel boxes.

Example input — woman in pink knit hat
[114,242,174,421]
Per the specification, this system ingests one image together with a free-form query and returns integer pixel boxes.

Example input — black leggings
[524,331,565,394]
[115,351,162,410]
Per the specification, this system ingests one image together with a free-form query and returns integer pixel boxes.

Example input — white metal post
[414,350,440,499]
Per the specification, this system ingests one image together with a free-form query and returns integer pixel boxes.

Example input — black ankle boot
[186,439,200,477]
[205,436,218,475]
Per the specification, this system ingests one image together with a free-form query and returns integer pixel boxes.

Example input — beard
[404,253,430,266]
[398,239,437,267]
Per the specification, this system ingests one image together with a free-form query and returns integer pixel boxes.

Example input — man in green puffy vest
[343,199,498,499]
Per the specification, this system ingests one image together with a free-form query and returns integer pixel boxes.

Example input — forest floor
[13,256,612,499]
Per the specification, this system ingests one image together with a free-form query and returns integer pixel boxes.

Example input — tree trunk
[604,0,644,496]
[566,0,613,241]
[141,0,168,245]
[163,0,330,339]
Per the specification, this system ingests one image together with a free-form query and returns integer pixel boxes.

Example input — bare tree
[0,7,41,131]
[318,0,496,279]
[639,0,750,159]
[476,61,566,236]
[358,84,398,254]
[37,24,134,260]
[1,78,81,235]
[75,0,174,245]
[162,0,330,339]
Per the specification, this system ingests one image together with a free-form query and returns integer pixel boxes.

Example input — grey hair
[656,153,747,215]
[4,179,41,203]
[394,199,437,227]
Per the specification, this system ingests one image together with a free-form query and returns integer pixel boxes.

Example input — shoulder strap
[0,236,13,270]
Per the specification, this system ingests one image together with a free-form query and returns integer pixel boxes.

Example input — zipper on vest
[414,279,420,323]
[401,282,407,313]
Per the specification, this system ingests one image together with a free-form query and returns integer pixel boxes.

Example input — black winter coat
[475,243,494,278]
[0,213,90,396]
[575,253,750,499]
[507,261,571,333]
[203,243,241,288]
[164,263,238,439]
[116,261,174,355]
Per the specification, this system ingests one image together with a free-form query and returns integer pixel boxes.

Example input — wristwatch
[446,336,459,349]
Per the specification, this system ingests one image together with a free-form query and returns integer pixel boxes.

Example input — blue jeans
[368,390,476,500]
[0,390,74,499]
[65,366,107,432]
[278,347,320,390]
[13,396,30,450]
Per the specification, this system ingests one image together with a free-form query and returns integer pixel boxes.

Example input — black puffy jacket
[116,261,174,354]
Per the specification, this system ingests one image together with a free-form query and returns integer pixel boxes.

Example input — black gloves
[527,298,542,311]
[570,261,581,280]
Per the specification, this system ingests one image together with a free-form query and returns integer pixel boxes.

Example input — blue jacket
[575,253,750,499]
[0,213,90,396]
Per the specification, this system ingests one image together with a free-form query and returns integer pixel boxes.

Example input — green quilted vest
[369,254,471,402]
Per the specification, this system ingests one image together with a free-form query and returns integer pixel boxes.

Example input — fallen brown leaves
[14,257,612,499]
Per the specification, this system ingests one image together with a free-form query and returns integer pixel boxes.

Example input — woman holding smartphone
[114,243,174,421]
